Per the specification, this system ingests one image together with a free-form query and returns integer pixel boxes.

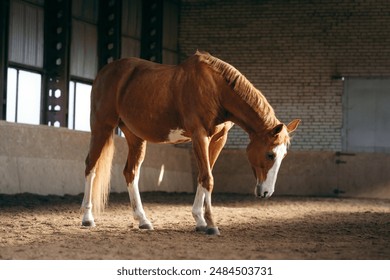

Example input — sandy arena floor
[0,192,389,259]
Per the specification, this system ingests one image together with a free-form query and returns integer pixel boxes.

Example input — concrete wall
[0,121,194,196]
[1,121,390,199]
[214,150,390,199]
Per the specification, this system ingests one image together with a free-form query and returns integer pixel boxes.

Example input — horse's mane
[195,50,280,130]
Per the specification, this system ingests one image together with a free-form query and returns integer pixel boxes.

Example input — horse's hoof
[139,223,154,230]
[195,226,207,232]
[206,227,220,236]
[81,220,96,227]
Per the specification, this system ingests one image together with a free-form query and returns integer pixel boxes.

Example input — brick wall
[178,0,390,151]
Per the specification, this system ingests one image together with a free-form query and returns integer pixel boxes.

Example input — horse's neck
[222,89,280,135]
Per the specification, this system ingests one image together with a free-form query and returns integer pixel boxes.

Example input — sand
[0,192,389,259]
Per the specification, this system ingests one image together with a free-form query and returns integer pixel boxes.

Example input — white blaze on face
[256,143,287,198]
[166,129,191,144]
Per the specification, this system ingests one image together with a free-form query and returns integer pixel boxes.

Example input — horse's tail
[84,61,121,215]
[93,133,115,214]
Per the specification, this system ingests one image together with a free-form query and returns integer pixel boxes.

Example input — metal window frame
[98,0,122,70]
[141,0,163,63]
[42,0,71,127]
[0,0,10,120]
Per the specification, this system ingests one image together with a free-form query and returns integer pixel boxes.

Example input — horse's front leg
[192,184,207,231]
[192,183,219,235]
[191,130,220,235]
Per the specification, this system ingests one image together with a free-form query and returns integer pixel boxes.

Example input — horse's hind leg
[120,124,153,230]
[82,166,96,227]
[82,124,115,227]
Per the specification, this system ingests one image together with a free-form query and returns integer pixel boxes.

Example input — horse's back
[90,54,224,142]
[93,54,206,94]
[91,57,177,109]
[94,57,172,85]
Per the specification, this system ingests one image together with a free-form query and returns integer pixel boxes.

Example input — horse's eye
[266,152,275,161]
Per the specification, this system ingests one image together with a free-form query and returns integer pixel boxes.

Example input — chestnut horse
[81,51,300,235]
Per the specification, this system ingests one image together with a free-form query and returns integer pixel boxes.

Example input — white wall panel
[343,79,390,152]
[122,0,142,38]
[70,19,97,80]
[8,0,44,67]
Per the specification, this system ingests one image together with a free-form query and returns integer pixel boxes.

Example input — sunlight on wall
[158,164,165,187]
[5,68,17,122]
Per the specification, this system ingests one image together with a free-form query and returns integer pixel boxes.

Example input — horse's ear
[286,119,301,133]
[271,124,284,136]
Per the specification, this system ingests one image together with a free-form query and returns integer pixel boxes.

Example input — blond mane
[195,51,280,130]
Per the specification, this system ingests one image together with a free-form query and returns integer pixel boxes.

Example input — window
[6,0,44,125]
[6,68,41,125]
[68,0,97,132]
[3,0,181,129]
[70,0,98,80]
[68,81,91,132]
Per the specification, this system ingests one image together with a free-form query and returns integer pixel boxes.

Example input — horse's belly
[122,117,191,144]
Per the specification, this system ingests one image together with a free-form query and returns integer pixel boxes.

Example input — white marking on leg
[165,129,191,144]
[127,165,153,229]
[82,169,96,227]
[192,184,207,230]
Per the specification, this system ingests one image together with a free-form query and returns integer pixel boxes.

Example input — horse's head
[246,119,300,198]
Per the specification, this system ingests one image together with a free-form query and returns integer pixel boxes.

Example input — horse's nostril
[263,191,268,198]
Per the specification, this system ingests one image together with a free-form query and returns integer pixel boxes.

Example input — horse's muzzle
[255,184,274,199]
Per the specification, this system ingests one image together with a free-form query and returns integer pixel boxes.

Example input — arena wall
[0,121,193,196]
[213,150,390,199]
[1,122,390,199]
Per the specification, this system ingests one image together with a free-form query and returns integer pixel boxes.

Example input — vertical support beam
[141,0,163,63]
[0,0,10,120]
[98,0,122,70]
[43,0,71,127]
